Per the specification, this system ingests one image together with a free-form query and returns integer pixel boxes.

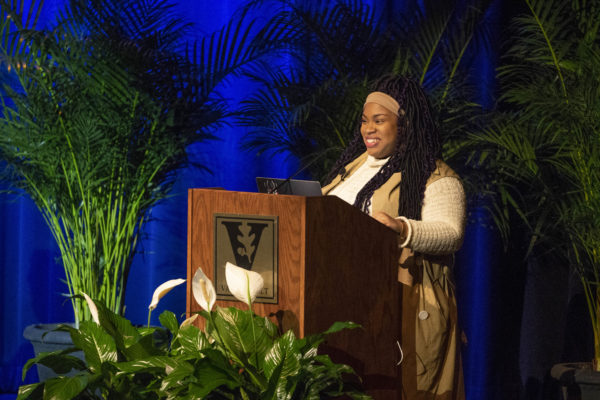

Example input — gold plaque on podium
[213,213,278,304]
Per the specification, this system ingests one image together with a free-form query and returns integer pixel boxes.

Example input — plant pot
[551,362,600,400]
[23,323,83,382]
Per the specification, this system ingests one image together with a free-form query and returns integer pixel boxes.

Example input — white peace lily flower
[225,262,264,305]
[148,278,186,311]
[192,268,217,311]
[180,313,199,328]
[81,293,100,324]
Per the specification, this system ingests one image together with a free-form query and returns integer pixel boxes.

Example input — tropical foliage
[236,0,495,181]
[0,0,267,325]
[463,0,600,369]
[17,264,369,399]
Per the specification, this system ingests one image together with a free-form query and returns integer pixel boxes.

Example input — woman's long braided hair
[323,75,441,220]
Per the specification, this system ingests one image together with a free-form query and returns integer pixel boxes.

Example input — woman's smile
[361,102,398,158]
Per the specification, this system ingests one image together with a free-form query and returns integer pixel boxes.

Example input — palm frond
[0,0,264,323]
[237,0,493,182]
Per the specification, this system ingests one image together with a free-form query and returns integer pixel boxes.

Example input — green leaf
[70,321,117,372]
[323,320,361,335]
[72,295,143,354]
[17,382,44,400]
[114,355,179,375]
[263,330,301,380]
[262,360,286,400]
[42,374,89,400]
[172,325,210,354]
[298,321,361,357]
[160,352,243,396]
[209,307,264,366]
[93,300,140,349]
[159,310,180,335]
[301,356,361,399]
[23,351,86,379]
[119,328,168,360]
[263,333,299,399]
[190,358,243,396]
[160,362,195,392]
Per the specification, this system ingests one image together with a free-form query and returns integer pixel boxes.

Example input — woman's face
[361,102,399,159]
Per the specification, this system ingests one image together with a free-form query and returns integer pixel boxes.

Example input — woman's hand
[372,211,407,242]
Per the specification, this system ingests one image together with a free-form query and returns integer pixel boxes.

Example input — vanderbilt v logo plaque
[214,213,278,304]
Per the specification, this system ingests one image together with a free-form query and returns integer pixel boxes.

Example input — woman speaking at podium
[322,75,466,400]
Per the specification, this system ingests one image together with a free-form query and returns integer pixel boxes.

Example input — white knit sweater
[329,158,466,255]
[328,155,389,206]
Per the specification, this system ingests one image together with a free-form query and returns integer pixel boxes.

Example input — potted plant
[456,0,600,397]
[0,0,269,377]
[17,262,371,399]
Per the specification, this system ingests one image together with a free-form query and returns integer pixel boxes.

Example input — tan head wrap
[364,91,400,116]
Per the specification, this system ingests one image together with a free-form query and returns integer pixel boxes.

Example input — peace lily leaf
[70,321,118,373]
[303,357,360,399]
[159,310,180,335]
[149,278,186,311]
[85,297,140,349]
[17,382,43,399]
[262,359,287,400]
[161,353,241,399]
[251,315,280,363]
[324,321,361,335]
[160,360,196,391]
[186,361,242,397]
[256,315,279,337]
[27,352,86,377]
[208,307,268,388]
[81,293,100,324]
[264,330,301,381]
[209,307,253,363]
[101,303,168,359]
[120,327,171,360]
[299,321,362,357]
[43,374,89,400]
[21,347,84,381]
[176,349,245,396]
[225,262,264,305]
[172,324,210,354]
[87,301,164,361]
[210,307,273,366]
[114,356,181,375]
[192,268,216,311]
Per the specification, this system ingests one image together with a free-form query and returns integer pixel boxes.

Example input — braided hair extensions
[324,75,441,220]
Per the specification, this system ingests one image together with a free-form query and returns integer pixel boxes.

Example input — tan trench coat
[322,152,465,400]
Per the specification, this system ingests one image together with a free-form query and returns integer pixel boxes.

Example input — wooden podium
[187,188,402,398]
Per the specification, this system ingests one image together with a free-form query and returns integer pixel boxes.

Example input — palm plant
[236,0,495,181]
[463,0,600,369]
[0,0,268,325]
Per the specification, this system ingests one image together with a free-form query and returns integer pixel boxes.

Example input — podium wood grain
[187,188,402,399]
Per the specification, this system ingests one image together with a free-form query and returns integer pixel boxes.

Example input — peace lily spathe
[180,313,199,328]
[225,261,264,305]
[148,278,186,311]
[192,268,217,311]
[81,293,100,324]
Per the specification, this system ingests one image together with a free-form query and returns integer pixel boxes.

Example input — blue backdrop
[0,1,521,399]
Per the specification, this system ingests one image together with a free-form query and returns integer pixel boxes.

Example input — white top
[328,155,389,209]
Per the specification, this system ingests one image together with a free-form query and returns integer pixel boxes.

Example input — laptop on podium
[256,177,322,196]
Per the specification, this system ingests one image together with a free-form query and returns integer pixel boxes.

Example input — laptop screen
[256,177,322,196]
